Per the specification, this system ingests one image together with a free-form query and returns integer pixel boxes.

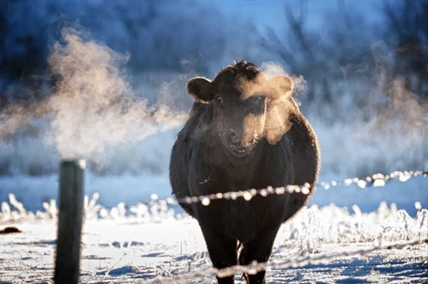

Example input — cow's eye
[217,96,223,103]
[249,95,264,104]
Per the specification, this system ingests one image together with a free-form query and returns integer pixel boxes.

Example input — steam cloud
[260,61,307,94]
[46,28,187,165]
[240,62,305,145]
[0,28,188,172]
[48,29,185,163]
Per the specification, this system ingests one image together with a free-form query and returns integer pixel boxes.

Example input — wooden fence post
[54,160,85,284]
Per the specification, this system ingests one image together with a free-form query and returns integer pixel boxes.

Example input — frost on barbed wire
[319,170,427,190]
[171,170,427,206]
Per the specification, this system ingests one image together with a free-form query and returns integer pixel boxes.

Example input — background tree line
[0,0,426,176]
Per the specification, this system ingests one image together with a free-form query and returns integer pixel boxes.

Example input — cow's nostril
[228,129,242,144]
[229,129,237,139]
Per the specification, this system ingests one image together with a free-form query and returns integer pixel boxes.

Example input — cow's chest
[192,152,288,194]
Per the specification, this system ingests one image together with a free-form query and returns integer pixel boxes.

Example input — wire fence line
[148,238,428,283]
[172,170,427,206]
[146,169,428,282]
[213,238,428,278]
[318,170,427,189]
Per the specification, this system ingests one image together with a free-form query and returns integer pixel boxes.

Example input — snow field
[1,192,427,283]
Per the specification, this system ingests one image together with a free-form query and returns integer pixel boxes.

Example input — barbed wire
[153,169,427,282]
[174,183,312,206]
[318,170,427,190]
[172,170,427,206]
[213,238,428,278]
[148,238,428,283]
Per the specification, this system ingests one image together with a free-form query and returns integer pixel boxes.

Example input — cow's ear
[269,76,294,96]
[187,77,214,103]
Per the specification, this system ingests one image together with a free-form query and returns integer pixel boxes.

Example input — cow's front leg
[239,226,280,284]
[199,223,237,284]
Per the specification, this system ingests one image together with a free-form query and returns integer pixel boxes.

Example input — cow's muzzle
[225,129,256,157]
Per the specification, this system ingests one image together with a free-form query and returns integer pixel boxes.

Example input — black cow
[169,61,320,284]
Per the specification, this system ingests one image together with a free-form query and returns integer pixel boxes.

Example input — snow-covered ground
[0,174,427,283]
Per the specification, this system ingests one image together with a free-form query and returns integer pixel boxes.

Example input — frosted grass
[1,192,427,283]
[1,192,427,245]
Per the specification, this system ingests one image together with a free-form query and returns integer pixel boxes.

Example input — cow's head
[187,61,295,158]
